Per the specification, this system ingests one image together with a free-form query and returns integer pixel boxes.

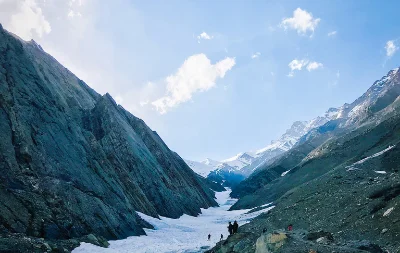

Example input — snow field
[73,189,274,253]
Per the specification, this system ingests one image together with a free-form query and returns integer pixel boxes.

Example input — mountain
[184,160,214,177]
[187,71,388,188]
[239,113,338,176]
[185,153,254,177]
[209,69,400,253]
[185,107,340,182]
[0,25,217,251]
[231,67,400,207]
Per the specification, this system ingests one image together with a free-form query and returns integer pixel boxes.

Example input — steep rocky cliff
[0,24,217,248]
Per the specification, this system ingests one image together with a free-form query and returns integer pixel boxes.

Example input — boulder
[255,232,288,253]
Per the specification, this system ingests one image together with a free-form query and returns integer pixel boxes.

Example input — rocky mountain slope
[0,25,217,251]
[231,67,400,207]
[208,68,400,253]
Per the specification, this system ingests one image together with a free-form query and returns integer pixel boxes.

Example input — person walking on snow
[228,222,233,235]
[208,234,211,241]
[220,234,223,241]
[233,221,239,234]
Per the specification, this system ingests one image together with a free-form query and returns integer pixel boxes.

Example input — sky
[0,0,399,161]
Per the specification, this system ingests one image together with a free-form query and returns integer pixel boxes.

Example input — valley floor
[72,189,274,253]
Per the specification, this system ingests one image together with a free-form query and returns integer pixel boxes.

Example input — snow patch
[281,170,291,177]
[346,145,395,171]
[259,202,273,208]
[375,171,387,174]
[353,145,395,166]
[383,207,394,217]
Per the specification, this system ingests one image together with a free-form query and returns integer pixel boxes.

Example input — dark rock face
[0,25,217,242]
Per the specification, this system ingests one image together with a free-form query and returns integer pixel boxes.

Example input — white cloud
[289,58,308,70]
[328,31,337,37]
[288,58,323,76]
[151,54,235,114]
[281,8,320,37]
[306,61,323,71]
[197,32,213,43]
[0,0,51,40]
[385,40,398,57]
[67,9,82,18]
[251,52,261,59]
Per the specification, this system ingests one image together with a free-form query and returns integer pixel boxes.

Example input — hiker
[228,222,233,235]
[208,233,211,241]
[220,234,223,241]
[262,228,267,233]
[287,224,293,231]
[233,220,239,234]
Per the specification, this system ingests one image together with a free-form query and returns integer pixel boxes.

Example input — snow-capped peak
[222,152,254,163]
[202,158,220,167]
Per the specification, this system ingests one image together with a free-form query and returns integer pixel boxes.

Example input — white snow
[73,189,274,253]
[184,159,215,177]
[374,171,387,174]
[346,145,395,171]
[383,207,394,217]
[346,167,360,171]
[222,153,246,162]
[348,102,367,118]
[281,170,291,177]
[353,145,395,166]
[259,202,273,208]
[186,153,256,177]
[220,153,255,171]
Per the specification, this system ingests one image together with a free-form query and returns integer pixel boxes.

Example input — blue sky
[1,0,399,161]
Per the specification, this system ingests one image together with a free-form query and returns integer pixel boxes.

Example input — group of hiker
[207,220,240,242]
[228,220,239,235]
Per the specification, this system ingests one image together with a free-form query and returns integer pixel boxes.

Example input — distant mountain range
[185,100,345,184]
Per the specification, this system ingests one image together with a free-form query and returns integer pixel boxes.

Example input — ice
[73,189,274,253]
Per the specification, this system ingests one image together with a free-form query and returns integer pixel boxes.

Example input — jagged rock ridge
[0,25,217,244]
